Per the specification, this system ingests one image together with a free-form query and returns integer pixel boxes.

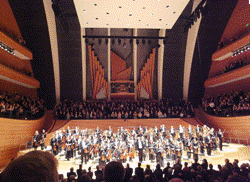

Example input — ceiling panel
[74,0,190,29]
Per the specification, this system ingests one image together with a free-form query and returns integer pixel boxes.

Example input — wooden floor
[17,143,250,179]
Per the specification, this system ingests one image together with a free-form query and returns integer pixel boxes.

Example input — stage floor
[18,143,250,179]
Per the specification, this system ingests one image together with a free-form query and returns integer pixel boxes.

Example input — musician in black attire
[39,129,46,150]
[199,138,205,156]
[217,129,223,151]
[66,136,72,160]
[33,131,40,150]
[50,134,57,155]
[136,137,144,162]
[81,139,89,164]
[192,137,199,161]
[205,135,212,156]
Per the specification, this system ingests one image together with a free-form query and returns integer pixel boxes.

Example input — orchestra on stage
[33,124,224,167]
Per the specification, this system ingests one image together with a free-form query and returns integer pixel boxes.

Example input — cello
[107,149,112,161]
[62,135,66,150]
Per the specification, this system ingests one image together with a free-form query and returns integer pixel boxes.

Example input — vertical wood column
[158,29,165,101]
[183,0,204,101]
[133,29,138,100]
[107,28,111,99]
[43,0,60,104]
[81,28,86,100]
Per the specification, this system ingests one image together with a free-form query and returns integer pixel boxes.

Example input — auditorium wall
[0,115,46,168]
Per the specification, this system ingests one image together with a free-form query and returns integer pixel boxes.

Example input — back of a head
[104,161,124,182]
[169,178,184,182]
[1,150,59,182]
[227,174,247,182]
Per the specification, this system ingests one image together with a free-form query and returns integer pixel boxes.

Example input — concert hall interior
[1,0,250,181]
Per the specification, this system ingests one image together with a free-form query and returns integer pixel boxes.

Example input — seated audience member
[135,162,144,182]
[104,161,125,182]
[67,167,76,180]
[54,98,195,120]
[95,165,103,179]
[87,167,93,179]
[153,163,163,181]
[202,90,250,117]
[0,150,59,182]
[227,174,248,182]
[191,158,200,171]
[76,164,83,179]
[124,163,133,182]
[144,164,153,177]
[0,92,45,119]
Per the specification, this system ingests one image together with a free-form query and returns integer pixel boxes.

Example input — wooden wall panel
[0,49,33,76]
[219,0,250,46]
[204,64,250,88]
[0,79,37,97]
[209,50,250,78]
[0,0,23,41]
[0,115,46,168]
[195,108,250,144]
[204,76,250,98]
[0,31,32,60]
[0,64,40,88]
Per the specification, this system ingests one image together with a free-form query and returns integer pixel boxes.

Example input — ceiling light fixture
[184,0,207,31]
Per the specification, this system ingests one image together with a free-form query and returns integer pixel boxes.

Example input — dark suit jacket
[124,167,133,182]
[136,141,144,150]
[135,167,144,181]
